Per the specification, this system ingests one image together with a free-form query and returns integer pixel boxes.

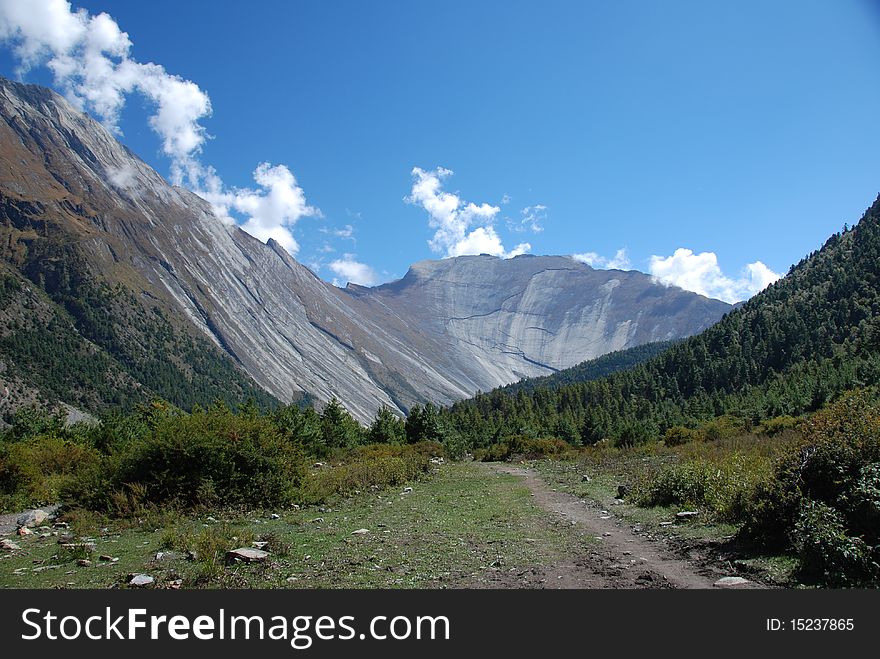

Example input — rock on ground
[714,576,751,588]
[226,548,269,563]
[129,574,154,587]
[16,509,49,528]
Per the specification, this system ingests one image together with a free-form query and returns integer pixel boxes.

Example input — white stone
[129,574,154,587]
[714,576,751,588]
[226,548,269,562]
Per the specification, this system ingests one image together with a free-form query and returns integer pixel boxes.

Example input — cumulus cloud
[0,0,318,255]
[648,248,781,303]
[406,167,530,259]
[203,162,318,256]
[571,248,631,270]
[328,254,379,287]
[0,0,210,181]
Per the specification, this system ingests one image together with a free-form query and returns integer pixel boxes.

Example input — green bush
[367,406,406,444]
[741,390,880,584]
[663,425,700,447]
[474,436,570,462]
[792,500,879,586]
[699,415,745,442]
[846,462,880,538]
[613,419,658,448]
[635,452,768,521]
[0,434,102,511]
[758,415,800,436]
[301,442,441,502]
[65,407,306,512]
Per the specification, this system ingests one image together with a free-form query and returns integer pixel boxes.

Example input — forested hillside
[0,247,278,420]
[497,340,678,396]
[444,196,880,448]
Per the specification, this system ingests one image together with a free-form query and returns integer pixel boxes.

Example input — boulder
[16,509,50,528]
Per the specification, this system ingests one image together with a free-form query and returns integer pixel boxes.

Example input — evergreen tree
[368,405,406,444]
[320,398,362,449]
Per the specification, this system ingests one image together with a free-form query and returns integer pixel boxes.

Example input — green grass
[0,463,592,589]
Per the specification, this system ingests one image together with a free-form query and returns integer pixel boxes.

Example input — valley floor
[0,462,770,589]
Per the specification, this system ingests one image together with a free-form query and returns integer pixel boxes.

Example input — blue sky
[2,0,880,301]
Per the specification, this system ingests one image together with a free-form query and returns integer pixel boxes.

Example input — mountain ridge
[0,76,733,421]
[443,193,880,445]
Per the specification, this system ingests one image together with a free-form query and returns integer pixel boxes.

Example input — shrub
[792,500,879,586]
[0,434,102,511]
[758,415,800,436]
[272,404,324,456]
[367,406,406,444]
[741,390,880,584]
[699,415,745,442]
[846,462,880,540]
[320,399,363,450]
[474,436,570,462]
[300,442,441,503]
[2,407,65,442]
[635,452,767,521]
[663,425,700,447]
[405,403,446,444]
[613,419,657,448]
[65,407,306,512]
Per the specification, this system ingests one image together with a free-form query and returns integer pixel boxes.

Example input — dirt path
[483,463,757,589]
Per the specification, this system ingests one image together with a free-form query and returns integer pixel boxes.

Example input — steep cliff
[0,77,732,421]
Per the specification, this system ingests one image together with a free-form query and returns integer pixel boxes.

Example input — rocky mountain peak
[0,76,732,421]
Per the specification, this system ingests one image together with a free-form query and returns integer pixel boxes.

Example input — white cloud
[106,163,136,189]
[328,254,379,287]
[509,204,546,233]
[572,248,631,270]
[334,224,354,238]
[501,193,511,205]
[0,0,318,256]
[204,163,318,256]
[406,167,530,259]
[0,0,210,180]
[648,248,781,303]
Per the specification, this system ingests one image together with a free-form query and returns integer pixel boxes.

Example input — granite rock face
[0,77,732,421]
[354,255,730,393]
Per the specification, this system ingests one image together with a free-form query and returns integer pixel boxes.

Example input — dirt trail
[484,463,756,589]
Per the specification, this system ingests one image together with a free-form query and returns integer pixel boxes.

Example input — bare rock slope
[0,77,731,421]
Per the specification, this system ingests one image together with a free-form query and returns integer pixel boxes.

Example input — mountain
[444,195,880,445]
[352,257,726,386]
[0,77,732,422]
